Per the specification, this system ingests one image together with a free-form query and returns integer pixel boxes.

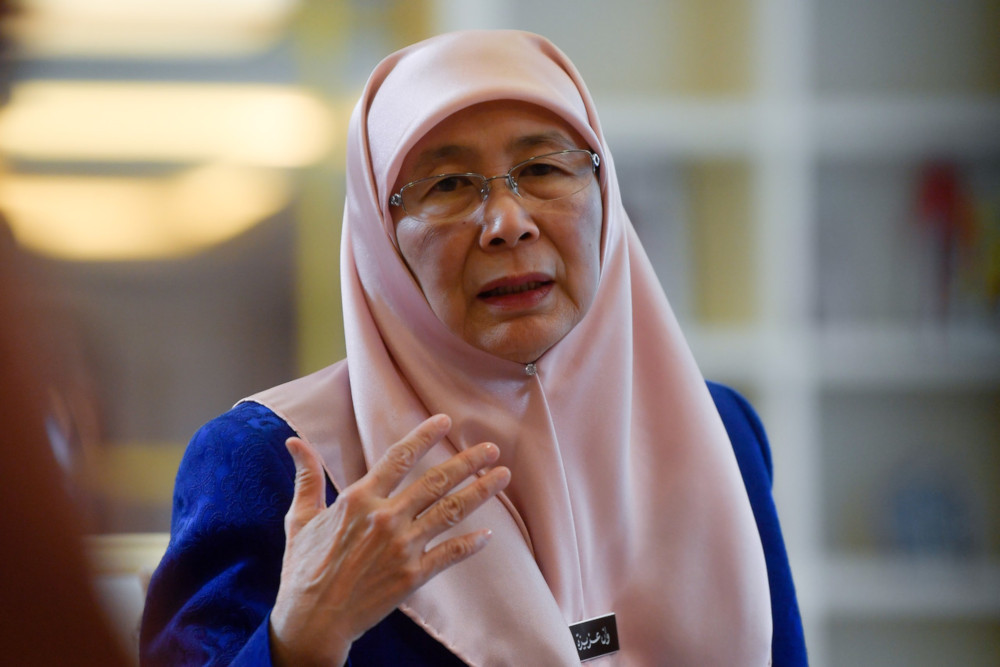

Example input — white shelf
[816,324,1000,389]
[814,95,1000,160]
[600,94,1000,161]
[598,97,755,158]
[823,554,1000,619]
[686,325,814,385]
[86,532,170,575]
[597,94,1000,161]
[686,326,768,384]
[688,323,1000,389]
[87,533,170,663]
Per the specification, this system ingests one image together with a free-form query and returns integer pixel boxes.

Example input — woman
[141,30,807,666]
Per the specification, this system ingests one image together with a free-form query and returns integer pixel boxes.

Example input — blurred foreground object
[0,222,128,665]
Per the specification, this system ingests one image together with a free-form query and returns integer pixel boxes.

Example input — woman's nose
[478,188,539,250]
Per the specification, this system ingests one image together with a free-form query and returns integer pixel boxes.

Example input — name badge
[569,613,619,662]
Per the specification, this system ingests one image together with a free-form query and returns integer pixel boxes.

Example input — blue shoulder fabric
[140,403,296,666]
[708,381,809,666]
[142,387,807,666]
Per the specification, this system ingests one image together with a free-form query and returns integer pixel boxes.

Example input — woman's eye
[430,175,473,194]
[520,162,558,178]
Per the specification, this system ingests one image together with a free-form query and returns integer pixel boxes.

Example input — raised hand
[269,414,510,666]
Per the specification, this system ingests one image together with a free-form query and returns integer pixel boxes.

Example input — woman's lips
[477,274,554,307]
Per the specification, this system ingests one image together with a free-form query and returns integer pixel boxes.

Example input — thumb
[283,436,326,541]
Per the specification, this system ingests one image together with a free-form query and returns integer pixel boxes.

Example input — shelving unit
[434,1,1000,665]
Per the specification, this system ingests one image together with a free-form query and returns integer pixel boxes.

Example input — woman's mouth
[477,275,554,308]
[478,280,551,299]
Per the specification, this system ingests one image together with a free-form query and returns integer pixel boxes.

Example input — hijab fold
[250,30,771,666]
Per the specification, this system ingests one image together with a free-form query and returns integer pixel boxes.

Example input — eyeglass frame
[388,148,601,223]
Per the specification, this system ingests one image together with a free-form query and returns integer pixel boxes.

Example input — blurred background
[2,0,998,665]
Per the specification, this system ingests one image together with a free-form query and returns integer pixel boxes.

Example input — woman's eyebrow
[509,131,577,152]
[410,130,578,174]
[411,145,475,174]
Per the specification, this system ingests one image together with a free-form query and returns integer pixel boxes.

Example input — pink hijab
[250,30,771,666]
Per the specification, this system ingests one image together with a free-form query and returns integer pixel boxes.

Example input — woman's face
[391,101,603,364]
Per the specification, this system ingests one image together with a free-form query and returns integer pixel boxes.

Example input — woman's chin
[467,316,574,365]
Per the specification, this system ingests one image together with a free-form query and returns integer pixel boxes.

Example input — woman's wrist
[268,614,351,667]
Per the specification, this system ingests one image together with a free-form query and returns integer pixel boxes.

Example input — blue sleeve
[708,382,809,667]
[140,402,301,667]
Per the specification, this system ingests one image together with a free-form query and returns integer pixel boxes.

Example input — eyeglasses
[389,149,600,224]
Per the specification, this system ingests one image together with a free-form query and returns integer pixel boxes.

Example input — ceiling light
[0,81,335,167]
[11,0,301,57]
[1,165,293,261]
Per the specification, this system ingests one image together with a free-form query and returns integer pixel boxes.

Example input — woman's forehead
[398,100,588,176]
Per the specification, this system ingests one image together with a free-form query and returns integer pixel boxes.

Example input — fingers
[366,414,452,497]
[394,439,503,513]
[415,464,510,536]
[284,437,327,541]
[420,529,495,580]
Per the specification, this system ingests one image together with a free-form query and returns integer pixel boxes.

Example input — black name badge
[569,613,619,662]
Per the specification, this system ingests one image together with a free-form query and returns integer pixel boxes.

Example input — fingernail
[476,529,493,549]
[483,442,500,460]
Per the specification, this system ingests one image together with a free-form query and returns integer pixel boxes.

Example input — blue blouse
[140,382,808,666]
